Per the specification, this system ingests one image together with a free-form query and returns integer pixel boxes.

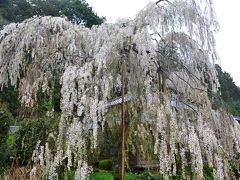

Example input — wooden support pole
[120,60,126,180]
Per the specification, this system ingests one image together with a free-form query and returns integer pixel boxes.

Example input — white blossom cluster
[1,0,240,179]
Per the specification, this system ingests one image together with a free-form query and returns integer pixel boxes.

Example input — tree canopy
[216,64,240,116]
[0,0,104,28]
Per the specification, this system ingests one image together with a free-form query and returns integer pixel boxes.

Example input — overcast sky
[86,0,240,87]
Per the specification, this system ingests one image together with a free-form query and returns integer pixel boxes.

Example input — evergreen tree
[0,0,104,28]
[215,64,240,116]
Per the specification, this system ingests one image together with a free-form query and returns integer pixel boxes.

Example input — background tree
[215,64,240,116]
[0,0,104,28]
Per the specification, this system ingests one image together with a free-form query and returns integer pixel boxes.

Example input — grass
[90,171,136,180]
[90,172,114,180]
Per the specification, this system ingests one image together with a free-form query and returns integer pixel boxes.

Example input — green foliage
[98,120,118,159]
[22,49,32,70]
[134,171,164,180]
[184,151,193,178]
[203,163,214,180]
[211,93,223,110]
[215,64,240,116]
[57,164,66,180]
[203,68,212,99]
[0,107,18,176]
[0,106,12,176]
[38,98,52,113]
[175,144,183,178]
[170,175,183,180]
[57,165,78,180]
[98,160,112,171]
[0,0,104,28]
[51,75,62,112]
[0,0,10,27]
[224,101,240,116]
[229,161,240,179]
[0,133,17,176]
[96,110,120,166]
[90,172,114,180]
[0,106,11,141]
[15,118,47,165]
[6,133,16,147]
[0,12,8,28]
[47,134,56,152]
[90,171,149,180]
[67,169,76,180]
[113,171,163,180]
[0,84,20,117]
[0,108,60,176]
[124,172,136,180]
[36,87,52,115]
[36,75,61,115]
[0,144,9,175]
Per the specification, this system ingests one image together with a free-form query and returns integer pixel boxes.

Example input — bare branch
[173,71,206,92]
[156,0,164,4]
[156,0,174,6]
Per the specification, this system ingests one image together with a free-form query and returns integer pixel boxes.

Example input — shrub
[98,160,112,171]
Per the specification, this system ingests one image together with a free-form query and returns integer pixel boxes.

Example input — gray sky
[86,0,240,87]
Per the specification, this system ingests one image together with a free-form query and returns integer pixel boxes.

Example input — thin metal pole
[120,60,126,180]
